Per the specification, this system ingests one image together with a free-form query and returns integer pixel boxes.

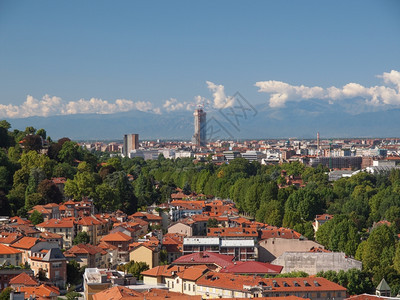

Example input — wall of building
[272,252,362,275]
[168,223,193,236]
[258,238,323,262]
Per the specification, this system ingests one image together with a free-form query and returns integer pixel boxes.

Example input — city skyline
[0,1,400,125]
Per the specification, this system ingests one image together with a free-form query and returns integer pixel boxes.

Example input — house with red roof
[30,248,67,288]
[100,232,134,263]
[0,232,22,246]
[195,272,346,299]
[313,214,333,232]
[10,237,58,265]
[36,218,75,249]
[173,251,235,271]
[76,215,108,245]
[64,243,107,268]
[162,233,184,263]
[17,283,60,300]
[219,261,283,276]
[28,203,60,222]
[9,271,39,288]
[0,243,22,266]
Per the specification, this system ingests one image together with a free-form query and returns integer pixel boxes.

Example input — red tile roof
[19,284,60,298]
[9,272,38,286]
[173,252,235,269]
[219,261,283,275]
[11,237,40,250]
[100,231,132,242]
[260,226,302,240]
[36,218,74,228]
[0,243,22,255]
[92,286,142,300]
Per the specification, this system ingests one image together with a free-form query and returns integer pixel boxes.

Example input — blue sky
[0,0,400,118]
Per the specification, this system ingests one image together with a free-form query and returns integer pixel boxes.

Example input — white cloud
[0,95,159,118]
[256,70,400,108]
[206,81,235,109]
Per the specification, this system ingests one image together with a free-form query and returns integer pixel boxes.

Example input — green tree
[64,172,100,200]
[66,291,81,300]
[58,141,82,164]
[73,232,90,245]
[25,193,44,210]
[29,210,44,225]
[0,287,12,300]
[67,260,84,285]
[22,134,43,152]
[207,218,218,228]
[117,261,149,280]
[37,179,63,204]
[94,183,119,212]
[361,225,396,272]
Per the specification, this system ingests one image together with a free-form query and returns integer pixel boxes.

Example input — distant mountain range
[7,99,400,140]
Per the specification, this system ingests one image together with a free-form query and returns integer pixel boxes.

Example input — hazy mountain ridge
[7,100,400,140]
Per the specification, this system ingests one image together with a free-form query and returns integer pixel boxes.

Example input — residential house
[129,243,159,269]
[10,237,58,265]
[76,215,107,245]
[9,272,39,289]
[28,203,60,222]
[0,269,34,290]
[313,214,333,232]
[100,232,133,263]
[64,243,107,268]
[195,272,347,299]
[17,284,60,300]
[30,248,67,288]
[162,233,184,263]
[0,244,22,266]
[36,218,75,249]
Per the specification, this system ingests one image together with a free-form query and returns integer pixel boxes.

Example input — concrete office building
[122,134,139,157]
[192,109,206,147]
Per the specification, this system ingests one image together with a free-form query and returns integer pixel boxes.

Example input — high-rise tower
[192,108,206,146]
[123,133,139,157]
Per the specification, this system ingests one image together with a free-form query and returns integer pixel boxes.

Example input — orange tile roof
[40,231,63,239]
[260,226,302,240]
[0,243,22,254]
[219,261,283,274]
[196,273,346,294]
[100,231,132,242]
[92,286,142,300]
[19,284,60,297]
[207,227,258,238]
[177,265,209,281]
[0,232,22,244]
[9,272,38,286]
[36,218,74,228]
[10,216,31,225]
[65,244,106,256]
[76,215,102,226]
[11,237,40,250]
[173,252,235,269]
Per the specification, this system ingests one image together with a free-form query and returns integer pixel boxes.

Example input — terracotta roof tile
[100,231,133,242]
[9,272,38,286]
[11,237,40,250]
[0,243,22,254]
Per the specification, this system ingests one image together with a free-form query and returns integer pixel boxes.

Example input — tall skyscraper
[123,133,139,157]
[192,108,206,146]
